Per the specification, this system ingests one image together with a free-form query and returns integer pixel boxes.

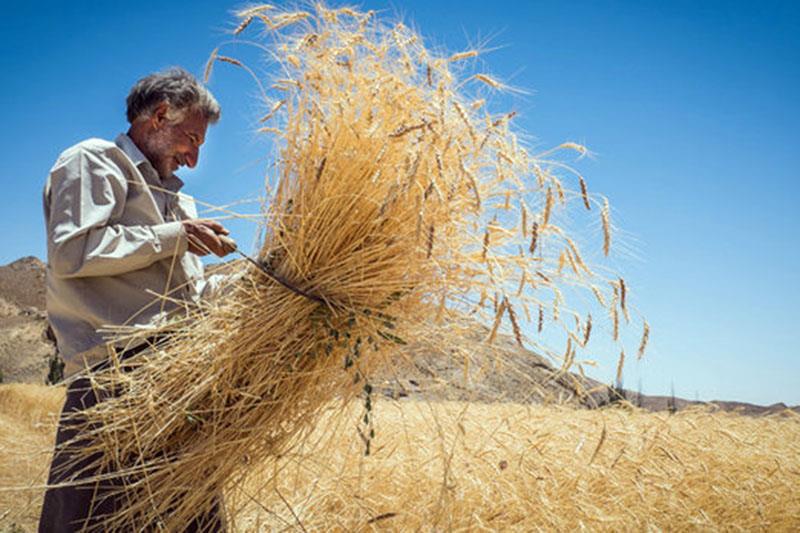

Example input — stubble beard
[141,127,179,180]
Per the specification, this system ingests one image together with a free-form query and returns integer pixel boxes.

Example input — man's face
[142,109,209,179]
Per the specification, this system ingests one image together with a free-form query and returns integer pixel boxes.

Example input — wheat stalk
[637,320,650,360]
[602,198,611,256]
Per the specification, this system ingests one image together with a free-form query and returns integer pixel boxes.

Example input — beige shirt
[43,134,210,377]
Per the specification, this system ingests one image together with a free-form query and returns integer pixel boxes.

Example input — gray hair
[126,67,221,125]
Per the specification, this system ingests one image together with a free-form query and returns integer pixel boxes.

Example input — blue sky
[1,1,798,405]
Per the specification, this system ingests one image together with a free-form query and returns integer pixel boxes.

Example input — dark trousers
[38,342,225,532]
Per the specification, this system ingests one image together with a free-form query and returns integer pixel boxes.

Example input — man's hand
[182,219,237,257]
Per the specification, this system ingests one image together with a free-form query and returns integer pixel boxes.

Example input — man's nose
[185,146,199,168]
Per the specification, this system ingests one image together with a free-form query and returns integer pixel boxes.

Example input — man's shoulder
[54,137,124,166]
[48,138,136,185]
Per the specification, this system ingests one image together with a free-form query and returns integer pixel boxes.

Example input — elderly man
[39,68,233,532]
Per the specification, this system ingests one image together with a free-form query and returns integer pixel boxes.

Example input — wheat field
[2,383,799,531]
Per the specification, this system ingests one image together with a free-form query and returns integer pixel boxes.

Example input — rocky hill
[0,257,54,384]
[0,256,46,310]
[0,256,796,416]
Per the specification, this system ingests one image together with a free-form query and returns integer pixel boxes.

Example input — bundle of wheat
[58,4,644,529]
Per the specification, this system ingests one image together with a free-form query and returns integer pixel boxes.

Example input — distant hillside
[0,256,796,416]
[0,257,53,384]
[0,256,46,311]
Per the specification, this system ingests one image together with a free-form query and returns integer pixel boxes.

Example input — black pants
[38,341,225,532]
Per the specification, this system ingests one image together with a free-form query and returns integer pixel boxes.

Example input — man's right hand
[182,219,236,257]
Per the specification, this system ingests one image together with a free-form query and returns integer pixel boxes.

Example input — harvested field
[0,384,63,530]
[2,384,799,531]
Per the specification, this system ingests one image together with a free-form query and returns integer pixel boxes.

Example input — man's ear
[151,102,170,129]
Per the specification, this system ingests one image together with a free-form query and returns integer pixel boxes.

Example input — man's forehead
[179,111,209,137]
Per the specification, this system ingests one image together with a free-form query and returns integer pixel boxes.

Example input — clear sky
[2,0,798,405]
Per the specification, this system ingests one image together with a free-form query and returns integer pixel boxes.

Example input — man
[40,67,234,532]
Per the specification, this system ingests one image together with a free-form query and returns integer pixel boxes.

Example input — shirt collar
[115,133,149,167]
[115,133,184,193]
[162,173,185,194]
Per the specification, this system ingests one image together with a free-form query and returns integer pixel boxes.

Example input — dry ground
[1,384,799,531]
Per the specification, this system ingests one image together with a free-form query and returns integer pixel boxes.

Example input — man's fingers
[200,219,229,235]
[198,226,223,249]
[186,234,210,256]
[200,226,235,258]
[183,220,234,257]
[202,219,224,232]
[219,235,237,254]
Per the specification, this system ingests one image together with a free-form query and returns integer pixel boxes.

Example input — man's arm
[45,146,189,279]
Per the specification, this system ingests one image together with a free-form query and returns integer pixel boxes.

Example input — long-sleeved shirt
[43,133,210,378]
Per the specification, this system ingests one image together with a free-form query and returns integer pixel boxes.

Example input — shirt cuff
[152,221,188,256]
